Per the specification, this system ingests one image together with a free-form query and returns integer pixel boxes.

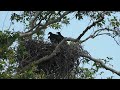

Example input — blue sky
[0,11,120,79]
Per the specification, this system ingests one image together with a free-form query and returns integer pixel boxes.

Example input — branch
[80,31,111,43]
[80,28,115,43]
[77,16,104,40]
[19,11,71,37]
[79,53,120,76]
[81,27,120,46]
[81,35,94,43]
[29,11,42,30]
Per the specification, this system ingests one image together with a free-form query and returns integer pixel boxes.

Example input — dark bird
[48,32,59,44]
[48,32,64,44]
[57,32,64,42]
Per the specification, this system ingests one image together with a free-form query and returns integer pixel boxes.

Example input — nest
[17,40,85,79]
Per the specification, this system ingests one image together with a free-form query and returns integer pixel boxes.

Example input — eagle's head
[48,32,52,35]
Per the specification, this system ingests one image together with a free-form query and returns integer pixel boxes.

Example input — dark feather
[48,32,64,44]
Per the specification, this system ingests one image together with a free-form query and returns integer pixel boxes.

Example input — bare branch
[80,27,117,43]
[80,29,105,43]
[77,16,104,40]
[81,35,94,43]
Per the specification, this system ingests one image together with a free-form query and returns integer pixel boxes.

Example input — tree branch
[81,35,94,43]
[81,27,120,46]
[29,11,42,30]
[19,11,71,37]
[79,53,120,76]
[77,16,104,40]
[80,27,115,43]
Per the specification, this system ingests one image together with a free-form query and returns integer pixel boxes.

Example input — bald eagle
[48,32,64,44]
[57,32,64,42]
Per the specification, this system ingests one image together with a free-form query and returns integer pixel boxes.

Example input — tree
[0,11,120,79]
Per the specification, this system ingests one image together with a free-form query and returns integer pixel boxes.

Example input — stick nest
[17,40,86,79]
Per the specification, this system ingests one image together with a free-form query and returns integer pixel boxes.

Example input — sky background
[0,11,120,79]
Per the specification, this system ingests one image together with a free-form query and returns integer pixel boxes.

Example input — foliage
[0,30,19,78]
